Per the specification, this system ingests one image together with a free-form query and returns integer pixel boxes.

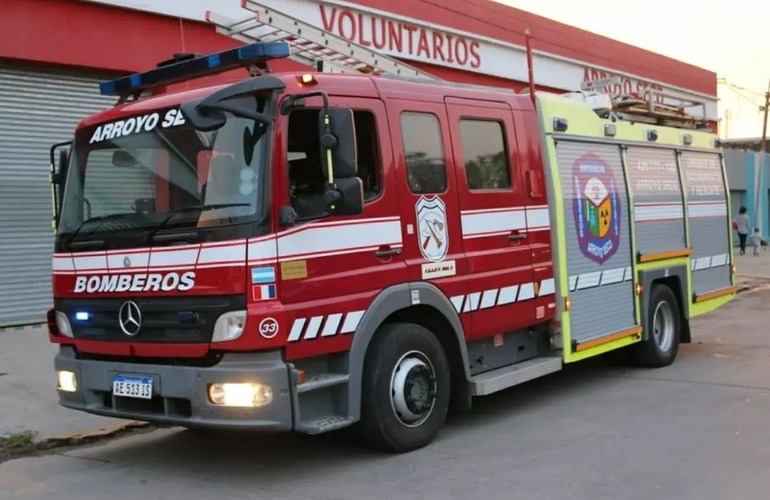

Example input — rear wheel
[357,322,450,453]
[629,284,681,367]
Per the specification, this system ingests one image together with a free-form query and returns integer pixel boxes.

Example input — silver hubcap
[653,301,674,352]
[389,350,437,428]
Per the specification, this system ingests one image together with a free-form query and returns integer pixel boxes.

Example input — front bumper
[54,346,293,430]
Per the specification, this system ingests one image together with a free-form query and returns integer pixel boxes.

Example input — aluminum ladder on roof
[206,0,438,80]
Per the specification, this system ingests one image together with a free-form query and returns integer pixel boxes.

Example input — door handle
[509,232,527,241]
[375,247,402,258]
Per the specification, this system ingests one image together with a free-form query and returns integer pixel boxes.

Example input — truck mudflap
[54,346,294,430]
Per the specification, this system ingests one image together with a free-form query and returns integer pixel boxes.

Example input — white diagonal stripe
[321,313,343,337]
[340,310,364,334]
[497,285,518,305]
[480,289,498,309]
[518,282,535,301]
[463,292,481,312]
[576,271,601,290]
[288,318,306,342]
[539,278,555,296]
[303,316,324,340]
[450,295,465,313]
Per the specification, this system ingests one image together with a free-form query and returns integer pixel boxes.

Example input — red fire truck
[46,7,735,453]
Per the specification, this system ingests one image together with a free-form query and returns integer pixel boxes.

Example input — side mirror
[325,177,364,216]
[49,141,71,230]
[112,150,138,167]
[319,107,357,179]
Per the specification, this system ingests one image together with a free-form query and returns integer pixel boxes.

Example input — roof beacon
[99,41,291,99]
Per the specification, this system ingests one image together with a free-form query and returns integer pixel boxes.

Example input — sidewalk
[734,245,770,285]
[0,326,132,442]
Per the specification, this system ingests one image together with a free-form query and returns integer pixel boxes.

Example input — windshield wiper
[62,212,140,251]
[147,203,252,244]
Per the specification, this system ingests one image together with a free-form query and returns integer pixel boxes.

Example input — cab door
[444,98,535,342]
[271,95,407,358]
[387,100,469,334]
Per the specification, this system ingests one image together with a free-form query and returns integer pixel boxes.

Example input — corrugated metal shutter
[0,63,119,327]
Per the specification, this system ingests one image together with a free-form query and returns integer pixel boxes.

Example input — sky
[498,0,770,139]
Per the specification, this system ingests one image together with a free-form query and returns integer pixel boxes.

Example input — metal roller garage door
[0,63,118,327]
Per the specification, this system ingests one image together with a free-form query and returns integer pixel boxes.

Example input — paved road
[2,288,770,500]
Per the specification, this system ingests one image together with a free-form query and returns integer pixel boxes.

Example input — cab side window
[286,108,381,219]
[459,119,511,191]
[400,112,447,194]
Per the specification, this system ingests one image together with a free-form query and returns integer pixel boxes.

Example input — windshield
[56,95,271,251]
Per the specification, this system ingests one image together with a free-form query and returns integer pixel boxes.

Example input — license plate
[112,375,153,399]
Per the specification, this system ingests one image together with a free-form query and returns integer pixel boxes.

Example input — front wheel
[630,284,681,367]
[357,322,450,453]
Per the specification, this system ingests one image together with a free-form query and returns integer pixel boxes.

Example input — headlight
[211,311,246,342]
[208,383,273,407]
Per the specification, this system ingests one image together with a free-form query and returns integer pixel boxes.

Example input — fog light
[208,383,273,407]
[57,370,77,392]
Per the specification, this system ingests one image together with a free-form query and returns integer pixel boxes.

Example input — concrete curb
[0,323,45,333]
[35,421,153,450]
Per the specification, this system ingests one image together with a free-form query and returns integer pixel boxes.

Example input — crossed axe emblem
[421,218,445,250]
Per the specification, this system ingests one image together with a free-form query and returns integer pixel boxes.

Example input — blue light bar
[99,41,291,97]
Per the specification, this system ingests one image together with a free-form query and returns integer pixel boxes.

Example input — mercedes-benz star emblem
[118,301,142,337]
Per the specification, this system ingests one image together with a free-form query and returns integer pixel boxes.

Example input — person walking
[733,206,750,255]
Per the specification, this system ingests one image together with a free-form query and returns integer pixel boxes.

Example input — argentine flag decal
[251,266,276,284]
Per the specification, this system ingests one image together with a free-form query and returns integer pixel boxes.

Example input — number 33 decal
[258,317,279,339]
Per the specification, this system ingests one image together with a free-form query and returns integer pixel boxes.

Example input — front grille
[56,295,246,343]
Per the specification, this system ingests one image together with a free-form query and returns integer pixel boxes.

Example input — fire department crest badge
[416,195,448,262]
[571,153,621,264]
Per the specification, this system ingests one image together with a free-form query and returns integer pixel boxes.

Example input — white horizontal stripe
[688,202,727,218]
[278,220,402,259]
[624,267,633,281]
[694,257,711,270]
[634,204,683,222]
[107,252,150,270]
[576,271,601,290]
[198,243,246,264]
[601,267,626,285]
[569,275,578,292]
[73,254,108,272]
[149,248,199,267]
[711,253,729,267]
[52,256,75,271]
[526,207,551,229]
[194,263,242,270]
[247,238,278,262]
[461,209,526,237]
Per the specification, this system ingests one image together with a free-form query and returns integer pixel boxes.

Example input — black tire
[629,284,681,367]
[356,322,451,453]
